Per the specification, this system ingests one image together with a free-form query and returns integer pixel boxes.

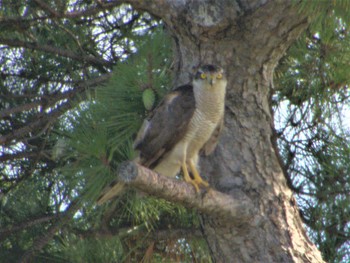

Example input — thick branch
[117,161,256,224]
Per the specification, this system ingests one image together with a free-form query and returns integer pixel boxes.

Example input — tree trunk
[126,0,325,262]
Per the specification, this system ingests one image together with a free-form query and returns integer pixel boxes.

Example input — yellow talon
[189,160,209,187]
[181,163,191,182]
[181,161,209,192]
[182,163,200,192]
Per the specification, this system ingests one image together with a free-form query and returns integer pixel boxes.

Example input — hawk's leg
[181,163,200,192]
[188,160,209,188]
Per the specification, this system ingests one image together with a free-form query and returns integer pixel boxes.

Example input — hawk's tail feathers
[96,181,125,205]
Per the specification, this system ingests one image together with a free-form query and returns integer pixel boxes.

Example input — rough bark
[121,0,324,262]
[116,161,256,223]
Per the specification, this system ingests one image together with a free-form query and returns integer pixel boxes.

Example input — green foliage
[57,235,124,263]
[302,136,350,263]
[1,1,350,262]
[44,29,210,262]
[0,174,54,261]
[78,28,172,196]
[274,6,350,262]
[299,0,350,33]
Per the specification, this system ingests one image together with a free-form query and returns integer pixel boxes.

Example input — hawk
[97,64,227,204]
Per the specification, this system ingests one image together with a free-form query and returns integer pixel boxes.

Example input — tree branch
[0,215,55,241]
[0,151,43,162]
[0,73,111,145]
[33,0,61,17]
[0,99,71,145]
[122,0,174,18]
[0,101,42,119]
[0,73,111,119]
[117,161,256,223]
[19,200,81,263]
[0,1,121,23]
[150,227,202,241]
[62,1,121,19]
[0,37,111,69]
[71,226,201,242]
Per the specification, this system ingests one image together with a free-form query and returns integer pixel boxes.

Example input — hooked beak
[209,76,215,86]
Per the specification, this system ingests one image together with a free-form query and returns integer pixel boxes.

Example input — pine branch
[0,1,121,23]
[18,200,81,263]
[71,226,202,241]
[122,0,173,15]
[0,73,111,146]
[0,73,111,119]
[0,37,111,70]
[116,161,256,223]
[150,228,202,241]
[33,0,61,17]
[0,101,42,119]
[56,1,121,19]
[0,215,55,241]
[0,101,71,145]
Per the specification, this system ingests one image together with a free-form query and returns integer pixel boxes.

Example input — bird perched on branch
[97,64,227,204]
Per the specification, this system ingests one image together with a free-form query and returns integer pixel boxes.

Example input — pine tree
[274,10,350,262]
[0,1,349,262]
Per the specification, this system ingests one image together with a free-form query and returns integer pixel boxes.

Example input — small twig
[117,161,255,223]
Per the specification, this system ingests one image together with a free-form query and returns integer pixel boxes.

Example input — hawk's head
[192,64,227,108]
[193,64,227,88]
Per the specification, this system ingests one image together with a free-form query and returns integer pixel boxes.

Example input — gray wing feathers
[134,85,195,168]
[97,85,196,204]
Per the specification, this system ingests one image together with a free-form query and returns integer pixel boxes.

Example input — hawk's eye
[216,73,223,79]
[200,73,207,79]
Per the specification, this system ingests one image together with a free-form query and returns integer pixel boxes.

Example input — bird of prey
[97,64,227,204]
